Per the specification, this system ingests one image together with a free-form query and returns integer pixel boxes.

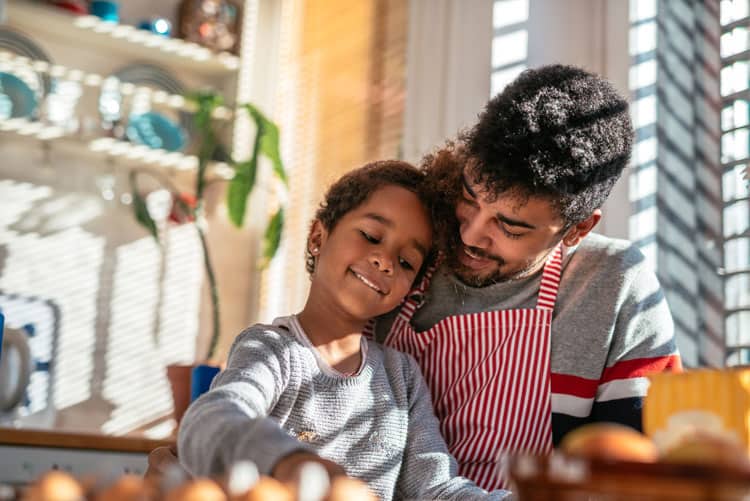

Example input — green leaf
[259,207,284,268]
[243,103,288,186]
[131,191,159,242]
[226,157,258,227]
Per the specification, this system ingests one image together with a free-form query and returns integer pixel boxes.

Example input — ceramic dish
[0,72,37,119]
[126,111,186,151]
[0,27,53,119]
[99,63,191,151]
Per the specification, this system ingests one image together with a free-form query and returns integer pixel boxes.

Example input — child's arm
[396,355,513,500]
[177,326,316,477]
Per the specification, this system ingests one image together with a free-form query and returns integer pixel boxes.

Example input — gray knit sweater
[178,316,510,501]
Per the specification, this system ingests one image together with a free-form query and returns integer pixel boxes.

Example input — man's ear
[562,209,601,247]
[307,219,328,256]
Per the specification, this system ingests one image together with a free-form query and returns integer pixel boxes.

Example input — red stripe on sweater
[600,354,682,384]
[551,373,599,399]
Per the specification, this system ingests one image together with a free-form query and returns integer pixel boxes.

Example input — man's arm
[590,262,682,430]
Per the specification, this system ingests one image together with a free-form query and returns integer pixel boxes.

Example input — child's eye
[399,257,414,271]
[360,230,380,243]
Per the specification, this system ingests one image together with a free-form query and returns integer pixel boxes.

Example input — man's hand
[271,451,345,484]
[145,445,186,481]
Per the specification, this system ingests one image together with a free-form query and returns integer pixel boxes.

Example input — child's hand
[271,451,346,483]
[145,445,186,481]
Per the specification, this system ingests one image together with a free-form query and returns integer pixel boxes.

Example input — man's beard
[448,241,548,288]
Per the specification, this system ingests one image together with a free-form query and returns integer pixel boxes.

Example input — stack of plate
[100,63,192,152]
[0,27,52,120]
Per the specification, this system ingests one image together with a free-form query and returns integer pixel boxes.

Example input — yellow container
[643,368,750,451]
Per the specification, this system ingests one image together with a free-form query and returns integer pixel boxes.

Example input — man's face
[452,170,568,286]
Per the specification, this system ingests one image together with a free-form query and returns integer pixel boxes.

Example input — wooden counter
[0,427,174,453]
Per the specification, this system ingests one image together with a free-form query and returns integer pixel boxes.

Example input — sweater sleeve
[590,251,682,430]
[396,355,513,500]
[177,325,314,477]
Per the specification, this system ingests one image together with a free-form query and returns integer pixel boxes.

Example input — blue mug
[190,364,220,402]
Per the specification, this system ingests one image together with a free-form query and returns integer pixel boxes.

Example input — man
[376,64,681,490]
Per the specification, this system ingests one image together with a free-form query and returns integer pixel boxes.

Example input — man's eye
[360,230,380,243]
[399,257,414,271]
[500,224,523,239]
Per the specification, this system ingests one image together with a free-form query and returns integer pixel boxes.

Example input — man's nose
[460,213,491,249]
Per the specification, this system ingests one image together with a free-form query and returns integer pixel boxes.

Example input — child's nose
[369,253,393,273]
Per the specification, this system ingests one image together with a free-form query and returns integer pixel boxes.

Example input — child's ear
[307,220,328,256]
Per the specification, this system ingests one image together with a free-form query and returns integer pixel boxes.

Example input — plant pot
[166,363,221,425]
[166,364,193,425]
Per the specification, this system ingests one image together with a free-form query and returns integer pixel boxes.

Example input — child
[178,160,510,500]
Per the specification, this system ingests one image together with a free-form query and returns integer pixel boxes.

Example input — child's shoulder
[231,317,301,353]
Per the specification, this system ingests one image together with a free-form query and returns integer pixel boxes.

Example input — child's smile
[349,267,388,295]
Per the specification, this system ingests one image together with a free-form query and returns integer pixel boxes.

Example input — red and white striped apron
[384,245,563,490]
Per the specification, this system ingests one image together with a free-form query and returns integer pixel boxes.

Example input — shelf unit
[5,1,240,76]
[0,1,241,177]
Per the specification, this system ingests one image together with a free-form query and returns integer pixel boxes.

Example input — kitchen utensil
[0,324,32,412]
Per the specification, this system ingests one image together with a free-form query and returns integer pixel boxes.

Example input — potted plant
[129,91,287,423]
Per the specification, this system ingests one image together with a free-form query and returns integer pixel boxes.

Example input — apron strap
[535,244,564,311]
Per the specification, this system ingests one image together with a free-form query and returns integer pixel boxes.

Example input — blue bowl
[126,112,186,152]
[0,73,37,119]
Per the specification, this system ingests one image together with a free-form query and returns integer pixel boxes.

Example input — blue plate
[0,73,38,119]
[126,112,187,152]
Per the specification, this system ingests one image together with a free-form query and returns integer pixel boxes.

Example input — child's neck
[296,302,365,375]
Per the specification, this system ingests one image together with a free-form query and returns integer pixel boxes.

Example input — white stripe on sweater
[551,392,594,418]
[596,377,651,402]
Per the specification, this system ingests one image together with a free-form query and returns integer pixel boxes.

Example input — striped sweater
[376,233,682,445]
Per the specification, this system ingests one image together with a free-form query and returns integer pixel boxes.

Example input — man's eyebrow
[364,213,428,256]
[498,213,536,230]
[461,172,536,230]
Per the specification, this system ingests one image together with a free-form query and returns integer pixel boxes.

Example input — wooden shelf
[0,117,235,179]
[0,49,234,119]
[6,1,240,77]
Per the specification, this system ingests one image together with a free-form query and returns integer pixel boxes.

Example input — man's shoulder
[570,233,648,273]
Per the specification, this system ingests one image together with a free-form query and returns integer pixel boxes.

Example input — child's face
[310,185,432,322]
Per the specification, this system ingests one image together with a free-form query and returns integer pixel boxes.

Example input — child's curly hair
[306,160,437,278]
[423,65,634,259]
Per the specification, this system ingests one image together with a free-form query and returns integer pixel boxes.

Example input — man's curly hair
[467,64,632,222]
[424,65,633,253]
[305,160,436,276]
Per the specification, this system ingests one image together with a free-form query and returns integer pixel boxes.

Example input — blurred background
[0,0,746,438]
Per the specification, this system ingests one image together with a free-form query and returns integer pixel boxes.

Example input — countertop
[0,427,174,453]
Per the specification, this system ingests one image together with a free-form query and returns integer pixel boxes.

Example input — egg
[164,478,226,501]
[324,477,376,501]
[23,471,84,501]
[560,422,659,463]
[243,477,293,501]
[96,474,153,501]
